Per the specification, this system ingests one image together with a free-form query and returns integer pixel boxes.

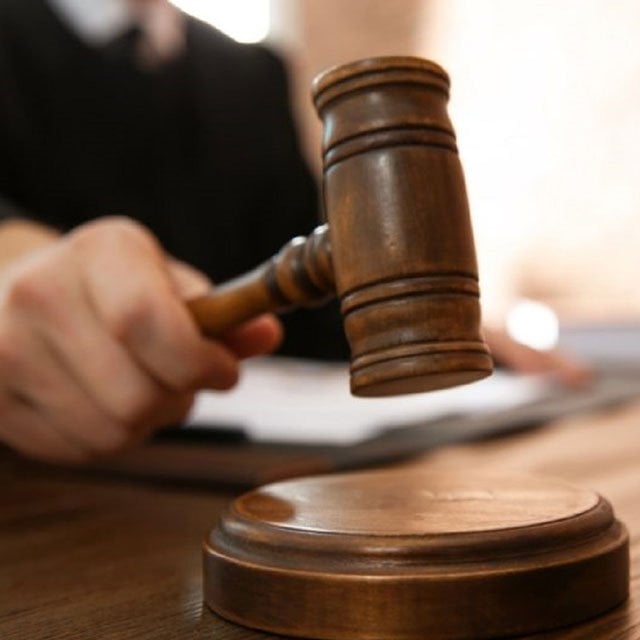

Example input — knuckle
[107,293,164,343]
[171,352,225,391]
[70,216,158,255]
[2,264,58,314]
[112,386,162,427]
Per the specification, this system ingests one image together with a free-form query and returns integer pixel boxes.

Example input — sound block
[203,469,629,639]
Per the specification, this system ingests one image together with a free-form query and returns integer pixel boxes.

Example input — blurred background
[173,0,640,353]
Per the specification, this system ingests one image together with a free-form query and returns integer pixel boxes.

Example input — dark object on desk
[204,469,629,639]
[186,56,492,397]
[87,366,640,488]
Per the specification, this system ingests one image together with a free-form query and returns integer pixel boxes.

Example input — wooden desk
[2,401,640,639]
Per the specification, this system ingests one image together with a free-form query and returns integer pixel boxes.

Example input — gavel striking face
[187,57,493,396]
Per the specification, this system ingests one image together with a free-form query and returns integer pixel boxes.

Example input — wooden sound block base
[203,469,629,640]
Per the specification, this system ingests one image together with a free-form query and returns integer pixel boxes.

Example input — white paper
[186,357,552,445]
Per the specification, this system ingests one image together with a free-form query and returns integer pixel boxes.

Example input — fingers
[0,382,193,465]
[221,313,283,358]
[167,258,283,359]
[528,348,593,388]
[484,327,593,388]
[0,216,284,465]
[0,307,195,463]
[0,391,87,464]
[72,219,241,391]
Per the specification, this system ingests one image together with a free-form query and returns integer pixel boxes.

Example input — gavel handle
[185,225,334,337]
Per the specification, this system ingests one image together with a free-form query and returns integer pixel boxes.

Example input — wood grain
[188,56,493,398]
[204,470,627,639]
[314,56,491,397]
[2,400,640,639]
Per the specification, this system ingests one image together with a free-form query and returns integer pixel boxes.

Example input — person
[0,0,590,465]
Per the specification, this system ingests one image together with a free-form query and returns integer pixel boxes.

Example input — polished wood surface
[188,56,492,397]
[204,470,628,639]
[3,400,640,639]
[313,57,491,396]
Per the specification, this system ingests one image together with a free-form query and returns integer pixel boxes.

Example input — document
[186,357,552,444]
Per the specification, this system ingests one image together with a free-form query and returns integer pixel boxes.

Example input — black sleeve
[0,1,45,228]
[0,194,27,221]
[0,15,23,224]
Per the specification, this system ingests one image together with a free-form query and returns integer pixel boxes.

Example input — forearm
[0,218,60,274]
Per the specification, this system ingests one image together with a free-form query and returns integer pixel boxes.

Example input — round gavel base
[203,469,629,640]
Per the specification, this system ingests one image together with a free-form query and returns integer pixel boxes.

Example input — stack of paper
[187,357,552,444]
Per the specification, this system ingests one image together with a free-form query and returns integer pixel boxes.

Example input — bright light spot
[170,0,270,43]
[506,299,559,351]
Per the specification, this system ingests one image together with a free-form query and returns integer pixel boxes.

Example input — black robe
[0,0,348,359]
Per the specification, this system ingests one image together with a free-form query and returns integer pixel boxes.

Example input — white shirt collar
[47,0,186,66]
[48,0,134,46]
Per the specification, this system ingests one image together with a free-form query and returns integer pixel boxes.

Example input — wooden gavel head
[189,56,492,397]
[312,57,492,396]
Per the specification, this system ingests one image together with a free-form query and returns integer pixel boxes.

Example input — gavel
[202,58,629,640]
[187,56,493,396]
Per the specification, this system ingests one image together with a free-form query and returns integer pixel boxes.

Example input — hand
[0,217,282,464]
[483,327,593,388]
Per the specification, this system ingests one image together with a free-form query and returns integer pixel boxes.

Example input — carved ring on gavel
[188,56,493,396]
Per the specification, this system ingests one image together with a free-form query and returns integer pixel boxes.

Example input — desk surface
[2,401,640,639]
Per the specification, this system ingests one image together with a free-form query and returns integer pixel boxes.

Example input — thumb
[167,258,213,300]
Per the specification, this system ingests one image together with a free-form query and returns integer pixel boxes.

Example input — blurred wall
[420,0,640,323]
[270,0,428,171]
[271,1,640,324]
